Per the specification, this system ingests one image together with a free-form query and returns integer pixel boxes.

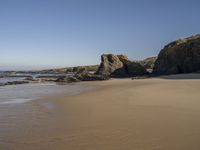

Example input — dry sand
[2,74,200,150]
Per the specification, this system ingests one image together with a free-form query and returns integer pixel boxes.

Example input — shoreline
[1,75,200,150]
[0,82,96,105]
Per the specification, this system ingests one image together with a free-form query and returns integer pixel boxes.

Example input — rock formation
[75,72,109,81]
[96,54,148,77]
[72,65,99,73]
[125,61,149,76]
[4,81,29,85]
[138,56,157,70]
[153,34,200,75]
[56,76,80,83]
[96,54,126,76]
[40,65,99,74]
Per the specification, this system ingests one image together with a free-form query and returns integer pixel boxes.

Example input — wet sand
[1,75,200,150]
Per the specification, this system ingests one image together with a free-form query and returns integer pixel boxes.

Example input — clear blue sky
[0,0,200,70]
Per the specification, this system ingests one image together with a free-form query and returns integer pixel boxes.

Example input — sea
[0,74,94,149]
[0,73,90,105]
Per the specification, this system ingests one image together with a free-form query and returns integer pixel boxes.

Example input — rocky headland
[153,34,200,75]
[1,34,200,86]
[52,34,200,82]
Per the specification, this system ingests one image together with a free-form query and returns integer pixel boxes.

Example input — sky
[0,0,200,70]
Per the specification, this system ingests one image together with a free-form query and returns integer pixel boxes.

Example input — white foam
[0,98,34,104]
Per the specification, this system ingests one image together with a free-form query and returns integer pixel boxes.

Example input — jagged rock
[139,56,157,69]
[117,55,129,63]
[5,81,29,85]
[72,65,99,73]
[39,65,99,74]
[96,54,126,76]
[75,72,109,81]
[76,68,88,74]
[153,34,200,75]
[36,75,61,79]
[56,76,80,83]
[24,76,35,81]
[40,78,57,82]
[96,54,148,77]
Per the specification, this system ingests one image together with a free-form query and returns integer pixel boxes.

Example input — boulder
[96,54,148,77]
[96,54,126,76]
[153,34,200,75]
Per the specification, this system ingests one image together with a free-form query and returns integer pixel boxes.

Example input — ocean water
[0,82,92,105]
[0,82,94,149]
[0,77,25,84]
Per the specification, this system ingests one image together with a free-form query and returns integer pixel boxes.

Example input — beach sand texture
[1,75,200,150]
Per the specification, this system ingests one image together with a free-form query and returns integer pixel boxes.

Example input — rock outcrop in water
[96,54,148,77]
[39,65,99,74]
[4,81,29,86]
[153,34,200,75]
[56,76,80,83]
[3,34,200,83]
[75,71,109,81]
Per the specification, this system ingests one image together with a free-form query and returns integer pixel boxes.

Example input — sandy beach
[1,0,200,149]
[1,74,200,150]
